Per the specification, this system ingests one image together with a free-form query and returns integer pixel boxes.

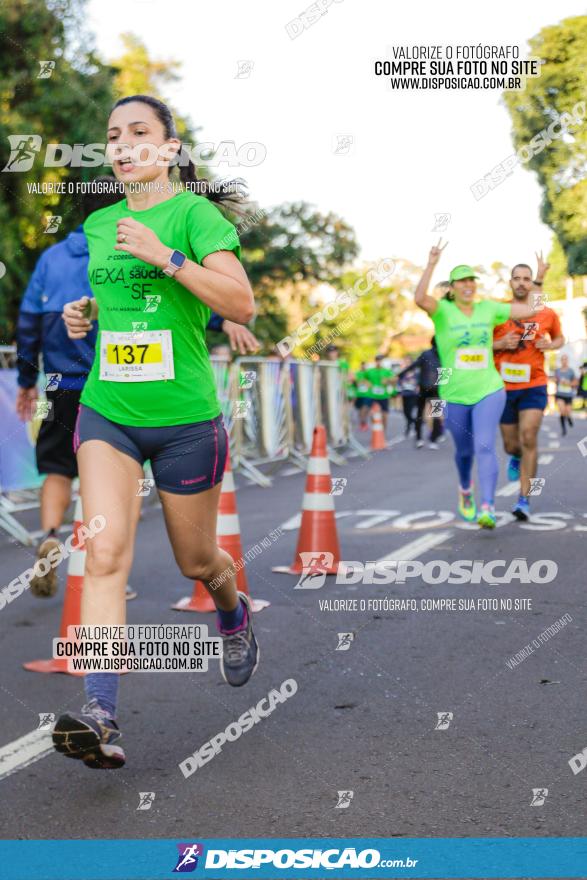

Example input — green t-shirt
[355,369,371,396]
[431,298,511,405]
[81,191,240,427]
[364,366,394,399]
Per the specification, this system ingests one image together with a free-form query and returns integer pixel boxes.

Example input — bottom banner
[1,837,586,879]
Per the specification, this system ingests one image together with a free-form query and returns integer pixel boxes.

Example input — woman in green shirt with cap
[414,240,537,528]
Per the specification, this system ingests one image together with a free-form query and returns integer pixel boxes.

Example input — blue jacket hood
[64,226,89,258]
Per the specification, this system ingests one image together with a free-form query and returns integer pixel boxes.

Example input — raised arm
[510,300,539,321]
[415,240,448,316]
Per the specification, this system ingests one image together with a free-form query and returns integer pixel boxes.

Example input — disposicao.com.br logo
[183,845,417,870]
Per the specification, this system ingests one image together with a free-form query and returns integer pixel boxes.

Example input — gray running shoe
[52,699,125,769]
[219,592,260,687]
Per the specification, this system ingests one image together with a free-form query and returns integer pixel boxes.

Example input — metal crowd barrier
[0,350,365,537]
[229,357,368,486]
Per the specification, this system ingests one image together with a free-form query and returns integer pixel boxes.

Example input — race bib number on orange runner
[500,362,531,383]
[99,330,174,382]
[455,348,488,370]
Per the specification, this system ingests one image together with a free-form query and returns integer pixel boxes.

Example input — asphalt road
[1,410,586,844]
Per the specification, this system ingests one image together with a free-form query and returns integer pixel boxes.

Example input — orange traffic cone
[273,425,341,575]
[24,497,86,675]
[172,448,269,613]
[370,403,386,451]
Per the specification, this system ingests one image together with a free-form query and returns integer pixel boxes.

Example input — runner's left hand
[535,250,550,280]
[115,218,171,268]
[535,337,552,350]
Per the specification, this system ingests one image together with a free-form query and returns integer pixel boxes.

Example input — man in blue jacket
[16,184,122,597]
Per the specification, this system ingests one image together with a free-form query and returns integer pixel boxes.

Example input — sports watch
[163,249,187,277]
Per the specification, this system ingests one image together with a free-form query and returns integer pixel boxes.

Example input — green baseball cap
[449,264,478,283]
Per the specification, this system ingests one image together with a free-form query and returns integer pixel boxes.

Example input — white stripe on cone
[302,493,335,512]
[67,549,86,577]
[222,471,235,492]
[307,458,331,475]
[217,514,241,536]
[67,498,86,575]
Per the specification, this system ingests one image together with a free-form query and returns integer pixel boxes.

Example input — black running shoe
[52,699,125,769]
[219,592,260,687]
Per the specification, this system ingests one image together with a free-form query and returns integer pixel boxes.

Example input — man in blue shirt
[16,183,122,597]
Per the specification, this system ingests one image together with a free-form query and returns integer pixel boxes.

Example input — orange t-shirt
[493,305,562,390]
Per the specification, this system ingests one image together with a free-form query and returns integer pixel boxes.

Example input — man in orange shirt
[493,255,564,521]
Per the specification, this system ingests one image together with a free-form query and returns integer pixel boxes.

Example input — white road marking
[496,481,520,497]
[548,440,560,449]
[279,513,302,531]
[0,729,54,782]
[354,510,400,529]
[538,454,554,465]
[375,530,453,563]
[278,510,355,531]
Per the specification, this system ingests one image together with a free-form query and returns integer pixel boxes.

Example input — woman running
[53,95,257,769]
[554,353,576,435]
[414,241,537,528]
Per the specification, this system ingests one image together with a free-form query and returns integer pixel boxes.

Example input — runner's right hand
[63,297,93,339]
[500,331,521,350]
[15,386,38,422]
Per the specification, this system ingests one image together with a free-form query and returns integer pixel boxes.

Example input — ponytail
[176,145,247,214]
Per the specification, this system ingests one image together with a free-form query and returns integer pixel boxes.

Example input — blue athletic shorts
[74,405,227,495]
[500,385,548,425]
[367,398,390,413]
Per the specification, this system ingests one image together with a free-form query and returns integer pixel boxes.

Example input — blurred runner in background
[364,354,394,433]
[554,353,577,436]
[396,355,419,437]
[353,360,371,431]
[398,337,444,450]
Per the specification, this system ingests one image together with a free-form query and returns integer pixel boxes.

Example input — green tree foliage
[0,0,114,340]
[112,33,181,103]
[503,15,587,275]
[0,4,359,354]
[298,262,407,366]
[233,203,359,349]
